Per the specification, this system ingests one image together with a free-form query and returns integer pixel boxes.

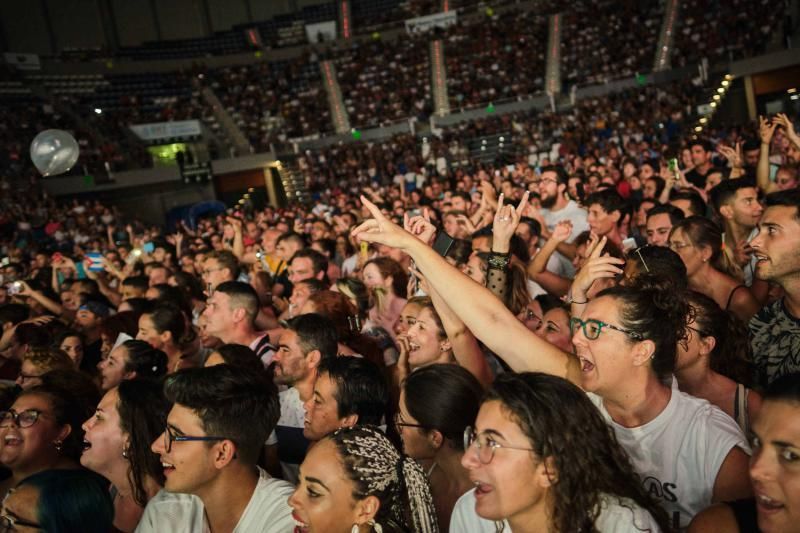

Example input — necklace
[426,462,437,478]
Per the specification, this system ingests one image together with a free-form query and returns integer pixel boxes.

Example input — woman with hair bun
[97,339,168,391]
[290,425,439,533]
[669,216,760,323]
[675,291,762,435]
[352,200,754,530]
[136,304,197,373]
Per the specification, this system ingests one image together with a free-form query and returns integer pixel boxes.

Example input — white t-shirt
[587,379,749,530]
[136,467,295,533]
[450,489,662,532]
[540,200,589,277]
[265,387,309,485]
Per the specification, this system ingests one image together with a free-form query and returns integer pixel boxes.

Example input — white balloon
[30,129,80,177]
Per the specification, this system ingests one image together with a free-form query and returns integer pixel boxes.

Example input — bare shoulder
[688,503,740,533]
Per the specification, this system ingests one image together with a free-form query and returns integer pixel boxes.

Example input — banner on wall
[405,11,457,34]
[4,53,41,70]
[305,21,337,43]
[130,120,202,142]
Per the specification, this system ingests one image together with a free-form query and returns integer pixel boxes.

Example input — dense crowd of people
[0,1,798,531]
[0,100,799,532]
[1,0,791,177]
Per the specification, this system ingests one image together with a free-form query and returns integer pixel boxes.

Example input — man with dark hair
[668,190,707,218]
[645,204,685,247]
[450,190,472,212]
[203,281,274,364]
[267,313,337,483]
[749,189,800,385]
[302,356,388,441]
[585,189,628,248]
[202,250,239,292]
[685,139,715,188]
[709,178,764,290]
[141,365,294,532]
[287,248,328,286]
[121,276,148,300]
[535,165,590,275]
[147,263,171,288]
[537,165,590,237]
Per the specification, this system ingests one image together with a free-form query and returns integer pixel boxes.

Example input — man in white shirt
[537,165,589,276]
[139,365,295,533]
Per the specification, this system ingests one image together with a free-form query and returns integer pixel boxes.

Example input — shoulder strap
[734,383,749,434]
[726,284,747,310]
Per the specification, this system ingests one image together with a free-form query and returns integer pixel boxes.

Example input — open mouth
[292,512,309,532]
[408,342,421,352]
[473,480,493,498]
[756,493,785,512]
[578,356,595,372]
[161,461,176,476]
[82,439,92,451]
[3,435,22,447]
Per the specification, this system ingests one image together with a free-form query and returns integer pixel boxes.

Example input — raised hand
[351,196,416,251]
[759,115,778,145]
[550,220,573,243]
[570,236,625,301]
[717,142,743,169]
[492,191,530,253]
[403,208,437,245]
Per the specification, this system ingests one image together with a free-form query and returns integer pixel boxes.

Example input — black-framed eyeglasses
[16,373,43,383]
[164,425,230,453]
[0,409,45,429]
[463,426,535,465]
[394,412,429,431]
[0,513,42,531]
[570,317,643,341]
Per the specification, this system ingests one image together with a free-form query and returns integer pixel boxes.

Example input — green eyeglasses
[570,317,643,341]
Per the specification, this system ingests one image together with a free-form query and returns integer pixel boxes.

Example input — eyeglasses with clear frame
[163,424,230,453]
[569,317,644,341]
[463,426,535,465]
[0,409,46,429]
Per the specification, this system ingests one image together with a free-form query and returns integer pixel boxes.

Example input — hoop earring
[369,520,383,533]
[351,525,359,533]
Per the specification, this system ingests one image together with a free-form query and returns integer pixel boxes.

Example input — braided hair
[328,426,439,533]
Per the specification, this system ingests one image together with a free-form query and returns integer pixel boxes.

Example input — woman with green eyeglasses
[452,372,670,532]
[352,198,753,531]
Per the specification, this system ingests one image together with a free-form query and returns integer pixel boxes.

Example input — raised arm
[415,268,493,388]
[527,220,573,297]
[353,196,581,383]
[757,115,778,194]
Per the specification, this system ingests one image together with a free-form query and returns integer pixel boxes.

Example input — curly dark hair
[117,379,171,506]
[486,373,671,532]
[598,273,690,381]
